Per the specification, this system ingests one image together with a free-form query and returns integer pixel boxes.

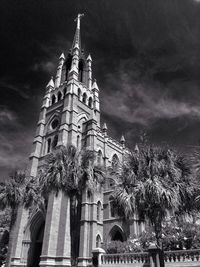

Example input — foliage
[104,240,143,254]
[38,145,105,198]
[111,145,196,247]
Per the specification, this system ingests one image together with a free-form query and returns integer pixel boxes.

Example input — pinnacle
[59,52,65,60]
[46,76,54,88]
[92,79,99,91]
[103,122,107,131]
[134,144,139,153]
[120,135,125,143]
[87,54,92,61]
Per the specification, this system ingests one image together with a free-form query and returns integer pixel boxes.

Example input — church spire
[71,13,84,51]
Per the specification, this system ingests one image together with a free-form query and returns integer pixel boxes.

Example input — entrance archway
[25,210,45,267]
[31,222,45,267]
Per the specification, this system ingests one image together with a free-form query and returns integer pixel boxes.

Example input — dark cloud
[1,0,200,178]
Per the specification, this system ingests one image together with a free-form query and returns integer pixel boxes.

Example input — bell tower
[28,13,101,177]
[10,14,103,267]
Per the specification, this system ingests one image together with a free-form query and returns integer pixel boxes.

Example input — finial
[103,123,107,132]
[59,52,65,60]
[134,144,139,153]
[87,54,92,62]
[74,13,84,30]
[120,135,125,144]
[92,79,99,91]
[46,76,54,88]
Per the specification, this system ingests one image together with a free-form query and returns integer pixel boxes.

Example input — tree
[0,170,41,267]
[112,146,195,249]
[38,145,105,267]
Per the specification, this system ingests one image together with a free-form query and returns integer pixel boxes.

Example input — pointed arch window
[109,196,115,218]
[47,138,51,153]
[88,97,93,108]
[52,135,58,149]
[97,150,103,166]
[78,88,81,100]
[77,135,80,149]
[112,154,119,169]
[82,93,87,104]
[96,235,101,248]
[51,94,56,105]
[78,59,84,82]
[63,87,67,96]
[97,201,101,222]
[57,91,62,101]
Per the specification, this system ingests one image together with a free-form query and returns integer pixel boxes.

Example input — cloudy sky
[1,0,200,178]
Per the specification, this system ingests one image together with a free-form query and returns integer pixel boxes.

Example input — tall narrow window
[88,97,93,108]
[47,138,51,153]
[97,150,103,166]
[109,199,115,218]
[78,88,81,100]
[82,93,87,104]
[52,135,58,149]
[112,154,119,169]
[97,201,101,221]
[63,87,67,95]
[57,91,62,101]
[96,235,101,248]
[51,94,56,105]
[77,135,80,149]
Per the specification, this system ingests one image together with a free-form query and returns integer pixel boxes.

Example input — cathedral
[10,15,144,267]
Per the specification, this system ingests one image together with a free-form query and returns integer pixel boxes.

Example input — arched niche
[96,234,102,248]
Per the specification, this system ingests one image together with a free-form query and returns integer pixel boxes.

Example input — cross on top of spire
[74,13,84,30]
[72,13,84,51]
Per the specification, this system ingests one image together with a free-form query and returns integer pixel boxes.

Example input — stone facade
[10,15,144,267]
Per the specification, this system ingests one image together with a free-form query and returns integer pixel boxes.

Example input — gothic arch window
[78,88,81,100]
[88,97,93,108]
[51,94,56,105]
[96,234,101,248]
[112,154,119,169]
[78,59,84,82]
[82,93,87,104]
[77,135,80,149]
[47,138,51,153]
[109,198,115,218]
[63,87,67,96]
[97,150,103,166]
[57,91,62,101]
[97,201,101,221]
[109,225,125,242]
[65,54,73,81]
[52,135,58,149]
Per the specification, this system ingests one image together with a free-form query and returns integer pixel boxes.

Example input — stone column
[10,207,29,267]
[91,248,105,267]
[40,191,71,267]
[78,190,90,267]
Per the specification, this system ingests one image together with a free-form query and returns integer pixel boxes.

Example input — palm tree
[112,146,194,249]
[0,170,41,267]
[38,145,105,267]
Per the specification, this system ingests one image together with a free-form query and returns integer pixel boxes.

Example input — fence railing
[164,249,200,263]
[94,248,200,267]
[101,252,149,265]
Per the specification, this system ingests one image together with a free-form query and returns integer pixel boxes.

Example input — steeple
[69,14,85,80]
[71,13,84,51]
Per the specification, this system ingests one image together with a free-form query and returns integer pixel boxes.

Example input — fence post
[92,248,105,267]
[148,244,162,267]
